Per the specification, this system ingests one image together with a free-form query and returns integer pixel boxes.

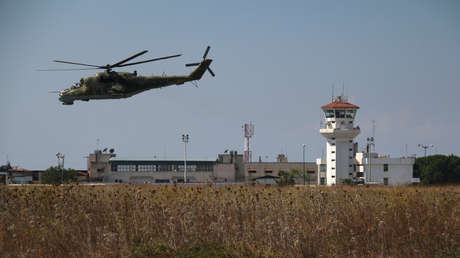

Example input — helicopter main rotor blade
[207,67,215,77]
[116,54,182,67]
[53,60,103,68]
[37,68,102,71]
[111,50,148,68]
[185,62,200,67]
[203,46,210,59]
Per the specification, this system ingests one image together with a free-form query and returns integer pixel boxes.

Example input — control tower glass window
[325,110,334,118]
[335,110,345,118]
[345,110,356,119]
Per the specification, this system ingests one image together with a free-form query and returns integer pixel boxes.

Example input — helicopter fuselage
[59,59,212,105]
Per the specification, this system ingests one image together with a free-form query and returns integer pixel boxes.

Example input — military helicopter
[41,46,214,105]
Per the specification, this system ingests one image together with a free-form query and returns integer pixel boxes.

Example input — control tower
[320,96,360,185]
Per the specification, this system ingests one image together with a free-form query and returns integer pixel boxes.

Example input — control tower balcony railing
[320,126,360,139]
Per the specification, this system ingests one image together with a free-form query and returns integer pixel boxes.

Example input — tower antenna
[372,120,376,151]
[331,84,335,101]
[243,122,255,163]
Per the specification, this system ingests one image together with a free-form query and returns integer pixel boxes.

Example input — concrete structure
[88,150,242,184]
[355,152,416,185]
[87,149,318,185]
[88,150,116,181]
[319,96,360,185]
[245,155,317,185]
[316,158,327,185]
[317,152,416,185]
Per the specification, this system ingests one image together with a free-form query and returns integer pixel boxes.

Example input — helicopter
[41,46,214,105]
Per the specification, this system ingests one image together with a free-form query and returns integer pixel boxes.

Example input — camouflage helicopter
[42,46,214,105]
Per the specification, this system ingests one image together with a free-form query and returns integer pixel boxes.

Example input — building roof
[321,102,359,109]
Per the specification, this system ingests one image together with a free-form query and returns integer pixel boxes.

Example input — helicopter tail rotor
[185,46,215,77]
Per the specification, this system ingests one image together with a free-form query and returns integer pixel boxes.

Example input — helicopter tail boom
[188,59,213,80]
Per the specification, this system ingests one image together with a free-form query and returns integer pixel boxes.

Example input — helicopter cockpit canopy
[70,79,83,89]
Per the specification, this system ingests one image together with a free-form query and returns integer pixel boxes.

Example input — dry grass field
[1,185,459,257]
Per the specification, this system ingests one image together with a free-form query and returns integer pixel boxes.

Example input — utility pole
[56,153,65,184]
[302,144,306,185]
[182,134,189,184]
[418,144,434,171]
[418,144,433,159]
[366,137,374,183]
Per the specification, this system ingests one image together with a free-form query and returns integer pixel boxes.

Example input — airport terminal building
[88,150,317,184]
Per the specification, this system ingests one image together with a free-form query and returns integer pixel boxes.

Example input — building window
[335,110,345,118]
[384,164,388,172]
[349,148,353,151]
[331,167,335,170]
[348,173,352,176]
[155,179,170,183]
[332,137,335,140]
[279,170,287,176]
[325,109,334,118]
[117,164,136,172]
[331,151,335,153]
[331,159,335,161]
[264,169,272,174]
[178,165,197,172]
[345,110,356,119]
[319,164,326,172]
[138,165,156,172]
[248,169,256,174]
[383,177,389,185]
[331,143,335,146]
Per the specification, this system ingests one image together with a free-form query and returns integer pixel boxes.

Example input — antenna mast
[372,120,376,152]
[243,122,254,163]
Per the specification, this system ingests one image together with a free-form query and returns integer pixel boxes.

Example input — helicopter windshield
[71,81,82,89]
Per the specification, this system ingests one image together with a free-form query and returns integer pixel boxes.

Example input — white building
[319,96,360,185]
[316,96,417,186]
[355,152,417,185]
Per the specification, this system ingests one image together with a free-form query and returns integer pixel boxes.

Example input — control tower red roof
[321,102,359,109]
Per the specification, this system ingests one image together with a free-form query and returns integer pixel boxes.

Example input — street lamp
[182,134,189,184]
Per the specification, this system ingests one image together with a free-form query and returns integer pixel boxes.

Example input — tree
[414,155,460,185]
[277,169,301,186]
[42,166,77,184]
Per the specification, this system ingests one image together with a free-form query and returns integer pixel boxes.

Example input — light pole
[56,153,65,184]
[418,144,434,159]
[182,134,189,184]
[302,144,306,185]
[366,137,374,183]
[418,144,434,171]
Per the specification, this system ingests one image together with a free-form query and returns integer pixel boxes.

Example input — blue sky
[1,0,459,169]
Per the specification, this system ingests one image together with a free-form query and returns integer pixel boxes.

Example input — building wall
[107,159,215,183]
[355,152,415,185]
[245,162,317,185]
[88,150,116,181]
[213,163,236,182]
